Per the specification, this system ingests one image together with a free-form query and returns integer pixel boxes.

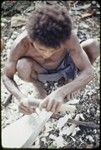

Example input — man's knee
[81,38,99,62]
[16,58,32,81]
[81,39,98,47]
[88,39,100,59]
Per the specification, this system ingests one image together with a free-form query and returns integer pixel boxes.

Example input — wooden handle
[28,98,76,113]
[28,98,41,107]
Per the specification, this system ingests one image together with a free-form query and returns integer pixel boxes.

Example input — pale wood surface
[2,102,76,148]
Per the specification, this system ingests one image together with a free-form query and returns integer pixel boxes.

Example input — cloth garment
[37,52,78,83]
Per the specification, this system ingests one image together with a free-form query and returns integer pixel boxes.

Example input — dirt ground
[1,1,100,149]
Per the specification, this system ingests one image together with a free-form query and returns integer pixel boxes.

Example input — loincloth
[37,52,78,84]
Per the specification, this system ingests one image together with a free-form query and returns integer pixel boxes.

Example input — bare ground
[1,1,100,149]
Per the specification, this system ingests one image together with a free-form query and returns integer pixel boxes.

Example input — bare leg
[80,39,100,64]
[66,39,100,100]
[16,57,59,117]
[16,57,47,99]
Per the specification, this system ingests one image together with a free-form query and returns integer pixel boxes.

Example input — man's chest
[25,46,67,70]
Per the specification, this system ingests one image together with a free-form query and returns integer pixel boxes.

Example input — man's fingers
[50,101,62,113]
[40,99,48,110]
[51,102,58,113]
[40,99,62,113]
[55,102,62,113]
[20,109,31,115]
[19,105,32,115]
[42,100,48,108]
[46,100,54,111]
[67,94,70,101]
[19,104,28,111]
[19,104,35,114]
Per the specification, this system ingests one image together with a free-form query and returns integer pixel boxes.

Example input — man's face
[33,41,62,58]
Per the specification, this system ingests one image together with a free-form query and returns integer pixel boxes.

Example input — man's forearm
[32,80,47,99]
[3,75,26,101]
[60,69,94,98]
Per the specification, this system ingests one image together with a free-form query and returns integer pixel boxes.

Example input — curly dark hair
[26,5,72,48]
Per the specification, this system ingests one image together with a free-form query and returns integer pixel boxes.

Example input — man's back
[9,30,69,73]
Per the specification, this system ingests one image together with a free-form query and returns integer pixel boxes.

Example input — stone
[86,135,94,143]
[11,16,27,27]
[1,22,5,27]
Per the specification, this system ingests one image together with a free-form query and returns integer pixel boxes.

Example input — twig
[68,119,100,129]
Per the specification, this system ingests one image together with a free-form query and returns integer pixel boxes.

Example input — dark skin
[3,30,99,114]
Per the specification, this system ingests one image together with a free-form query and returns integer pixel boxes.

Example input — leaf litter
[1,1,100,148]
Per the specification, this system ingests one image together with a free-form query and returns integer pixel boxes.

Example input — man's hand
[40,89,64,113]
[18,97,36,115]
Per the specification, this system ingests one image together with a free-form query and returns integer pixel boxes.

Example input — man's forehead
[34,41,55,50]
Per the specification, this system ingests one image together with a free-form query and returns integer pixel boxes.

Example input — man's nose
[43,50,53,57]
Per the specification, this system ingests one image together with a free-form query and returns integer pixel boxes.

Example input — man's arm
[3,61,26,101]
[3,35,28,101]
[60,33,94,97]
[3,58,35,115]
[40,33,94,113]
[3,34,46,114]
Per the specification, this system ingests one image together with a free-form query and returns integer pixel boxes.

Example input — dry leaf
[49,134,57,140]
[66,124,76,136]
[11,16,27,27]
[72,127,80,136]
[59,126,70,136]
[66,99,80,105]
[72,4,91,11]
[86,135,94,142]
[53,136,66,148]
[60,104,76,113]
[57,114,73,129]
[81,10,95,18]
[79,113,85,120]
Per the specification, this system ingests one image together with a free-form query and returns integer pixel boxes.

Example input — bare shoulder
[12,30,28,47]
[9,30,29,61]
[65,31,92,71]
[4,31,30,77]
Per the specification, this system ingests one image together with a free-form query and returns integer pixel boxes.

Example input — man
[3,5,99,115]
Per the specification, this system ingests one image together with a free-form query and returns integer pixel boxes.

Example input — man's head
[26,5,72,50]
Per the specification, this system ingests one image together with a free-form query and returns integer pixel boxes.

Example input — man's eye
[39,48,45,51]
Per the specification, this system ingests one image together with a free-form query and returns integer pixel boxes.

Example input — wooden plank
[2,102,76,148]
[22,110,52,148]
[2,115,38,148]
